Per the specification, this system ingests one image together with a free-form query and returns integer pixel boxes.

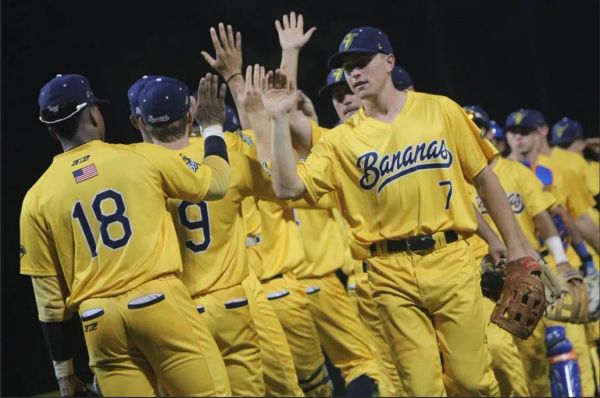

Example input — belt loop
[435,232,446,250]
[381,240,388,256]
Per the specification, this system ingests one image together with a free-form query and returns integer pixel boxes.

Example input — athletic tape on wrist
[202,124,224,139]
[53,358,74,380]
[546,236,568,264]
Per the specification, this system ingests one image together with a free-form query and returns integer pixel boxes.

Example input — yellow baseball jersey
[587,160,599,197]
[250,200,307,280]
[475,157,557,250]
[168,136,275,296]
[292,206,345,278]
[550,147,599,198]
[297,91,497,256]
[20,140,219,310]
[532,154,593,219]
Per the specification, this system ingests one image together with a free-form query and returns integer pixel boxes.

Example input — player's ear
[385,54,395,72]
[88,106,100,127]
[129,115,140,131]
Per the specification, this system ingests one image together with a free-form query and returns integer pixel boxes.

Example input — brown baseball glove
[545,264,589,323]
[491,257,546,339]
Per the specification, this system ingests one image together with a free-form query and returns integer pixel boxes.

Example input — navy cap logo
[512,111,525,125]
[554,124,567,138]
[342,33,359,50]
[332,68,344,82]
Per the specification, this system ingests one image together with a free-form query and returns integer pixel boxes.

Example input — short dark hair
[146,117,188,143]
[41,103,86,140]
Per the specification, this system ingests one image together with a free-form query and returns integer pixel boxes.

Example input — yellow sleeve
[297,135,339,205]
[444,98,499,182]
[31,276,72,322]
[515,163,557,217]
[309,119,330,149]
[586,161,599,197]
[202,156,231,200]
[225,130,258,159]
[236,152,278,201]
[20,191,60,277]
[134,143,227,203]
[561,168,595,219]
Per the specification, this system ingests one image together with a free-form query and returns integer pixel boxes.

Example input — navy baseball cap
[328,27,393,68]
[505,108,546,131]
[127,75,159,117]
[463,105,491,129]
[139,77,190,127]
[38,74,109,124]
[318,68,347,97]
[224,105,241,132]
[550,117,584,145]
[489,120,504,140]
[392,66,414,90]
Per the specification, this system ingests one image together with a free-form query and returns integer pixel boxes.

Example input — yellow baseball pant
[241,270,304,397]
[297,273,384,390]
[350,266,404,396]
[79,275,231,396]
[470,249,530,396]
[193,283,264,397]
[367,239,500,396]
[262,274,333,397]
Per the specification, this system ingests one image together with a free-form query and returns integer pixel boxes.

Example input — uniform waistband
[369,230,459,256]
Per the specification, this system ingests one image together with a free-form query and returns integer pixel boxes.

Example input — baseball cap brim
[39,96,110,124]
[327,49,380,68]
[318,81,347,97]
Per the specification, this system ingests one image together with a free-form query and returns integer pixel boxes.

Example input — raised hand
[234,64,266,114]
[194,73,227,128]
[261,69,297,119]
[201,23,243,81]
[275,12,316,51]
[296,90,318,122]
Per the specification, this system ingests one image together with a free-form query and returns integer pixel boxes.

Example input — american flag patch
[73,164,98,183]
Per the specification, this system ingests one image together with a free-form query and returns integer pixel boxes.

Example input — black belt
[369,230,459,255]
[261,273,284,283]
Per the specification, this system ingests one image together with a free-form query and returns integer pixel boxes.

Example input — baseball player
[275,13,394,396]
[261,26,547,396]
[505,108,599,396]
[132,74,271,396]
[200,24,307,396]
[466,104,590,396]
[20,74,231,396]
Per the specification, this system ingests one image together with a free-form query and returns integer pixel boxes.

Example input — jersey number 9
[177,201,211,253]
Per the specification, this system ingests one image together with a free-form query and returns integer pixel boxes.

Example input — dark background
[2,0,598,395]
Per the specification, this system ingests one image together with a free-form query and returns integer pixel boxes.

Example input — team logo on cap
[554,124,567,138]
[512,111,525,125]
[332,69,344,82]
[342,33,359,50]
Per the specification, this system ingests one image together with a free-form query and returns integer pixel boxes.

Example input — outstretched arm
[262,70,306,199]
[201,23,249,129]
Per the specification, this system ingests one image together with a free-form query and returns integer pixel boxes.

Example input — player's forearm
[271,114,306,199]
[225,75,251,129]
[289,109,313,158]
[474,166,530,259]
[32,276,77,380]
[280,49,299,84]
[574,214,600,254]
[202,133,231,200]
[246,109,272,162]
[474,206,499,244]
[533,211,569,264]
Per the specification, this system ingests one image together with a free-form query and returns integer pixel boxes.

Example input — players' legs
[482,297,530,397]
[298,273,382,392]
[430,241,499,397]
[194,283,265,397]
[264,275,333,397]
[367,255,446,396]
[354,265,404,397]
[515,321,551,396]
[126,276,231,396]
[79,297,158,396]
[242,270,304,397]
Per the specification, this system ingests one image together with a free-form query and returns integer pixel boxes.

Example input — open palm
[261,70,297,118]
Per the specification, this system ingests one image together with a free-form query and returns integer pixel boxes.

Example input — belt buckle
[407,236,436,252]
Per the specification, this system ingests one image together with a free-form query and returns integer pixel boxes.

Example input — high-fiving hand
[275,12,317,51]
[261,69,297,119]
[201,23,243,82]
[194,73,227,128]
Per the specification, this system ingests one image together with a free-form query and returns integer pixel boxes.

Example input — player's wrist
[53,358,74,380]
[225,72,243,85]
